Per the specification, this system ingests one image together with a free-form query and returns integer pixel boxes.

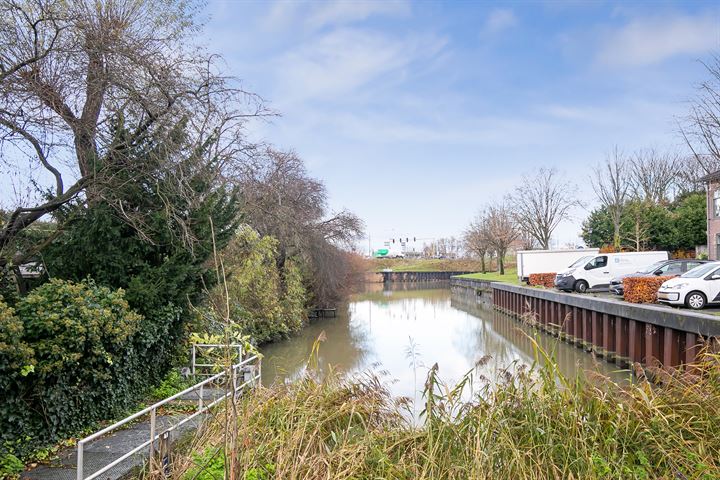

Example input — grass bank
[164,344,720,480]
[371,258,490,272]
[454,267,519,283]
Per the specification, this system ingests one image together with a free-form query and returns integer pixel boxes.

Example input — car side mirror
[654,270,663,275]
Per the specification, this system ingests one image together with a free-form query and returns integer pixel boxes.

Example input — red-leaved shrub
[623,276,674,303]
[529,273,556,288]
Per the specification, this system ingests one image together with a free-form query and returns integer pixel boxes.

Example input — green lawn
[454,267,519,284]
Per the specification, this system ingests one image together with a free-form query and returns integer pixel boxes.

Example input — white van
[554,251,669,293]
[516,248,600,283]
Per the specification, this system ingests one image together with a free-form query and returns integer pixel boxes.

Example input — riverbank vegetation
[0,0,362,464]
[166,343,720,480]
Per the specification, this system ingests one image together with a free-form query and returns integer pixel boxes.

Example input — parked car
[609,259,710,295]
[657,261,720,310]
[555,251,669,293]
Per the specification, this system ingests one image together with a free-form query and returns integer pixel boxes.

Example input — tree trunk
[480,254,486,274]
[498,251,505,275]
[541,235,550,250]
[613,222,621,251]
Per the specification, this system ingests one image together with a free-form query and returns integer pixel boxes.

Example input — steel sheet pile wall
[490,283,720,370]
[450,277,494,308]
[381,271,474,283]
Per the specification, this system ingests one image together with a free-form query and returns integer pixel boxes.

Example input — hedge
[0,279,147,458]
[528,273,556,288]
[623,276,675,304]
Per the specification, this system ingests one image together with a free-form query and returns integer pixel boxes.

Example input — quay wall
[451,278,719,370]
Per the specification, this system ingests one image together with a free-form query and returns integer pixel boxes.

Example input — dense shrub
[208,226,309,344]
[0,279,143,457]
[623,276,674,303]
[281,259,308,334]
[528,273,555,288]
[582,192,706,252]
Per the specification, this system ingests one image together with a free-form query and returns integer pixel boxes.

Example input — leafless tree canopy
[485,202,518,275]
[234,148,364,305]
[629,149,679,203]
[0,0,266,261]
[509,167,579,250]
[463,210,492,273]
[591,148,632,250]
[236,148,364,253]
[675,155,707,194]
[682,56,720,175]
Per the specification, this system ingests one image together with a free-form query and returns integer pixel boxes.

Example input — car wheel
[574,280,589,294]
[685,291,707,310]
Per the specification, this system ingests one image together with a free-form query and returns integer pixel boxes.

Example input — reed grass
[166,341,720,480]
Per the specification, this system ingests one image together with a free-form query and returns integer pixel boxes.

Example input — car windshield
[569,256,593,268]
[639,261,666,274]
[681,263,719,278]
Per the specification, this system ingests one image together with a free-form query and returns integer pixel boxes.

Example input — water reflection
[261,283,629,400]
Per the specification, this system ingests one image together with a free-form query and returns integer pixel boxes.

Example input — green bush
[182,447,225,480]
[150,369,192,400]
[0,452,24,478]
[210,226,308,344]
[0,279,143,457]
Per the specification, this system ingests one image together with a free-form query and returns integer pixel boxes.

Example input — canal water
[261,282,629,401]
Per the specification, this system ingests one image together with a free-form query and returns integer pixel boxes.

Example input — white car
[657,261,720,310]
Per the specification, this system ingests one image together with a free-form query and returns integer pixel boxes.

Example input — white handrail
[76,354,260,480]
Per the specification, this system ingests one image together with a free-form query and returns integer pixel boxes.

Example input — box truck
[554,251,669,293]
[516,249,600,283]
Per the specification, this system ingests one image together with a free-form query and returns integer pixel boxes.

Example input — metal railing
[191,343,245,377]
[76,352,261,480]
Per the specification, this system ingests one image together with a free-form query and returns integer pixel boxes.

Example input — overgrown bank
[1,1,369,470]
[166,347,720,480]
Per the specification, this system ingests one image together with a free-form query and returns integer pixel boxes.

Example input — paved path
[21,388,227,480]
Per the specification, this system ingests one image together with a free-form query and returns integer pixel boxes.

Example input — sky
[199,0,720,252]
[2,1,718,252]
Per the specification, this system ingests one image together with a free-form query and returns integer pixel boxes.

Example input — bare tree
[509,168,579,250]
[517,229,537,250]
[0,0,266,263]
[629,149,680,203]
[592,148,632,251]
[463,210,491,273]
[675,155,708,194]
[681,55,720,175]
[236,148,363,253]
[485,202,518,275]
[234,147,364,305]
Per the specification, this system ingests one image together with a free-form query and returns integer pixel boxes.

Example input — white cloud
[597,13,719,67]
[305,0,410,30]
[262,0,410,32]
[271,28,446,103]
[482,9,517,35]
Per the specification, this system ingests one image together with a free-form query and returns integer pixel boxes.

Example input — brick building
[701,171,720,260]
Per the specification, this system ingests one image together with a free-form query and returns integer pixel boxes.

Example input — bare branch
[508,167,580,249]
[591,148,632,250]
